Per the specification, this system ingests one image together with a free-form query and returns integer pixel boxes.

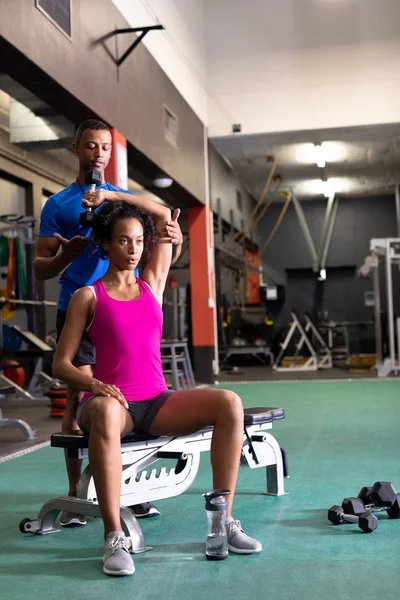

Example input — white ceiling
[204,0,400,57]
[212,122,400,200]
[204,0,400,139]
[205,1,400,200]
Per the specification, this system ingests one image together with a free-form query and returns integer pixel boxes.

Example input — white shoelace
[226,519,244,537]
[106,535,131,553]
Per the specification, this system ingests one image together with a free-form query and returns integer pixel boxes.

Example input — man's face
[73,128,112,175]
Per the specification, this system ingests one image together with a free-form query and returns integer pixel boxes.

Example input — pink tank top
[81,278,168,403]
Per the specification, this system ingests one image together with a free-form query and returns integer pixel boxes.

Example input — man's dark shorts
[56,309,96,366]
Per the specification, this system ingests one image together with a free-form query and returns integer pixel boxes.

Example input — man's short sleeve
[39,195,61,237]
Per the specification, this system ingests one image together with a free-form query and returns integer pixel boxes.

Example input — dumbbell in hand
[79,170,102,227]
[328,500,378,533]
[358,481,400,519]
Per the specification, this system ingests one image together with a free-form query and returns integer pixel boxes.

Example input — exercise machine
[359,238,400,377]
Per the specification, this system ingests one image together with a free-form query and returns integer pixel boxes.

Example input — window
[36,0,71,38]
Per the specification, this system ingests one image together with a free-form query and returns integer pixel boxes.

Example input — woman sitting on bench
[52,189,262,577]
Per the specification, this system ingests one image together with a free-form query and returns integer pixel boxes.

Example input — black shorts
[76,389,174,434]
[56,309,96,366]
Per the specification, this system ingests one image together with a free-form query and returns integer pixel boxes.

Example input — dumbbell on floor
[357,481,400,519]
[327,503,377,533]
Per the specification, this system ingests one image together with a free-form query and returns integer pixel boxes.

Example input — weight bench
[19,406,287,552]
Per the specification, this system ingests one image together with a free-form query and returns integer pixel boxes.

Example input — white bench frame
[19,416,287,552]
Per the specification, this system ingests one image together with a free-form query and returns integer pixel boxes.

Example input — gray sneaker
[130,502,160,519]
[226,519,262,554]
[59,512,87,527]
[103,531,135,577]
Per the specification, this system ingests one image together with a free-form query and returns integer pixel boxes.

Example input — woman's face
[104,218,144,270]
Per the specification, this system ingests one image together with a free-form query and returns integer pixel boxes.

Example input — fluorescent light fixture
[296,143,316,164]
[320,180,335,198]
[320,142,346,163]
[152,175,173,189]
[315,145,325,168]
[296,143,326,167]
[296,142,346,167]
[318,268,326,281]
[296,144,326,169]
[296,176,352,197]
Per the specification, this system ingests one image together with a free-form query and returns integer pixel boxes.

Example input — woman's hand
[82,189,109,209]
[90,380,128,409]
[160,209,182,245]
[165,209,183,246]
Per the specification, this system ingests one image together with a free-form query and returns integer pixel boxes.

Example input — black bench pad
[245,407,285,424]
[51,406,285,450]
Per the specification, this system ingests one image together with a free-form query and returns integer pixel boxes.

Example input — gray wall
[208,141,255,231]
[259,195,397,340]
[208,141,257,309]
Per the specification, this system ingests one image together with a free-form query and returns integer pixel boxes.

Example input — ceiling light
[296,143,316,164]
[320,141,346,163]
[320,180,335,198]
[315,145,326,168]
[295,177,352,197]
[296,143,327,167]
[152,175,173,189]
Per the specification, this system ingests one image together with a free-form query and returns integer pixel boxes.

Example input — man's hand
[90,380,128,409]
[82,189,109,209]
[164,209,182,246]
[53,233,89,261]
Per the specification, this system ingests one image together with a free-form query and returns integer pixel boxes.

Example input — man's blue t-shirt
[39,181,136,310]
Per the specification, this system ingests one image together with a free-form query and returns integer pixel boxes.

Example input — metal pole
[203,127,219,377]
[372,252,382,365]
[385,239,395,371]
[291,194,319,272]
[319,194,335,260]
[396,185,400,236]
[320,198,340,270]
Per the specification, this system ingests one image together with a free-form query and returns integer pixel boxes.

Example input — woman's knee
[87,396,122,430]
[218,390,244,423]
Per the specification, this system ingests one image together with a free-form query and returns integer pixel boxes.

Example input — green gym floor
[1,379,399,600]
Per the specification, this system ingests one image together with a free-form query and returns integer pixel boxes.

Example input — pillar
[246,249,261,304]
[188,206,218,383]
[104,128,128,189]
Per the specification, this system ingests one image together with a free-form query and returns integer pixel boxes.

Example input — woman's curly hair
[91,201,157,258]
